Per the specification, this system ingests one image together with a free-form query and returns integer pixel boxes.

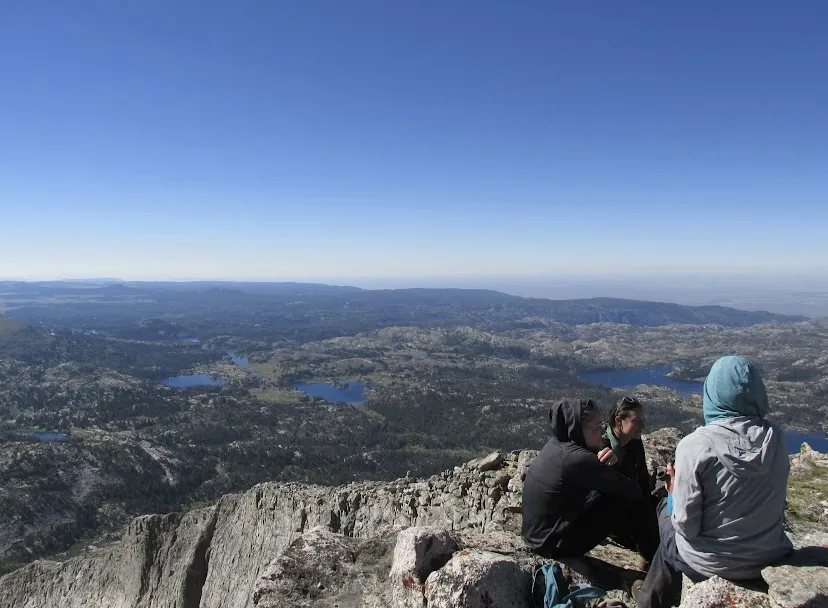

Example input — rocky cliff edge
[0,429,825,608]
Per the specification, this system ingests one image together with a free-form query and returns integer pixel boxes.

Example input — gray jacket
[672,417,792,579]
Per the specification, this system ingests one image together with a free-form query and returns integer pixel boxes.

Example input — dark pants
[535,495,660,562]
[636,499,706,608]
[608,494,660,558]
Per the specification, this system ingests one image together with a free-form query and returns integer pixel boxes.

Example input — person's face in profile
[582,410,604,452]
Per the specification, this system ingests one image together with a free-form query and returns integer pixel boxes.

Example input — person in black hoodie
[521,398,659,561]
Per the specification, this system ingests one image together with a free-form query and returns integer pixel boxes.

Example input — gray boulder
[679,576,771,608]
[762,545,828,608]
[252,526,396,608]
[424,549,533,608]
[477,451,505,472]
[389,527,459,608]
[678,544,828,608]
[790,444,828,478]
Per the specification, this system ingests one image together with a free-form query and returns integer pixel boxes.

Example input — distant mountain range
[0,281,808,347]
[59,278,127,283]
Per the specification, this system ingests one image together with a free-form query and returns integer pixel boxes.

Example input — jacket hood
[703,417,783,477]
[549,399,586,447]
[703,356,769,424]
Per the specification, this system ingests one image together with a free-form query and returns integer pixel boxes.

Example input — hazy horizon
[3,273,828,317]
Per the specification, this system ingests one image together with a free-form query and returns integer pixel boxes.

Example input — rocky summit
[0,429,825,608]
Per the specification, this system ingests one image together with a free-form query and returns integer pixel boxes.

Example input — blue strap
[532,563,563,607]
[533,563,607,608]
[561,584,607,606]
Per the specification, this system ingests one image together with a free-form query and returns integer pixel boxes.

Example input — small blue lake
[577,366,828,455]
[577,365,703,397]
[223,349,248,367]
[293,380,372,405]
[163,374,226,388]
[32,432,66,441]
[787,432,828,454]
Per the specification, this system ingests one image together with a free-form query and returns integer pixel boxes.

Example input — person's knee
[603,495,639,523]
[619,497,656,526]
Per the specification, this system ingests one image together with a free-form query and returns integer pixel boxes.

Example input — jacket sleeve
[671,437,706,540]
[567,450,642,501]
[635,441,652,496]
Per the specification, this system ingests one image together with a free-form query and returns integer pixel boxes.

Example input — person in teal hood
[635,356,792,608]
[702,355,770,423]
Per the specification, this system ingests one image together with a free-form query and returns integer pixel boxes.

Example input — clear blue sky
[1,1,826,280]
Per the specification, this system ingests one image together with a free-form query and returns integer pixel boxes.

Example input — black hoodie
[521,399,643,552]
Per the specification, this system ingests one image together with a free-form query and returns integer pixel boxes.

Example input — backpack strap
[561,584,609,607]
[533,563,587,608]
[531,563,612,608]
